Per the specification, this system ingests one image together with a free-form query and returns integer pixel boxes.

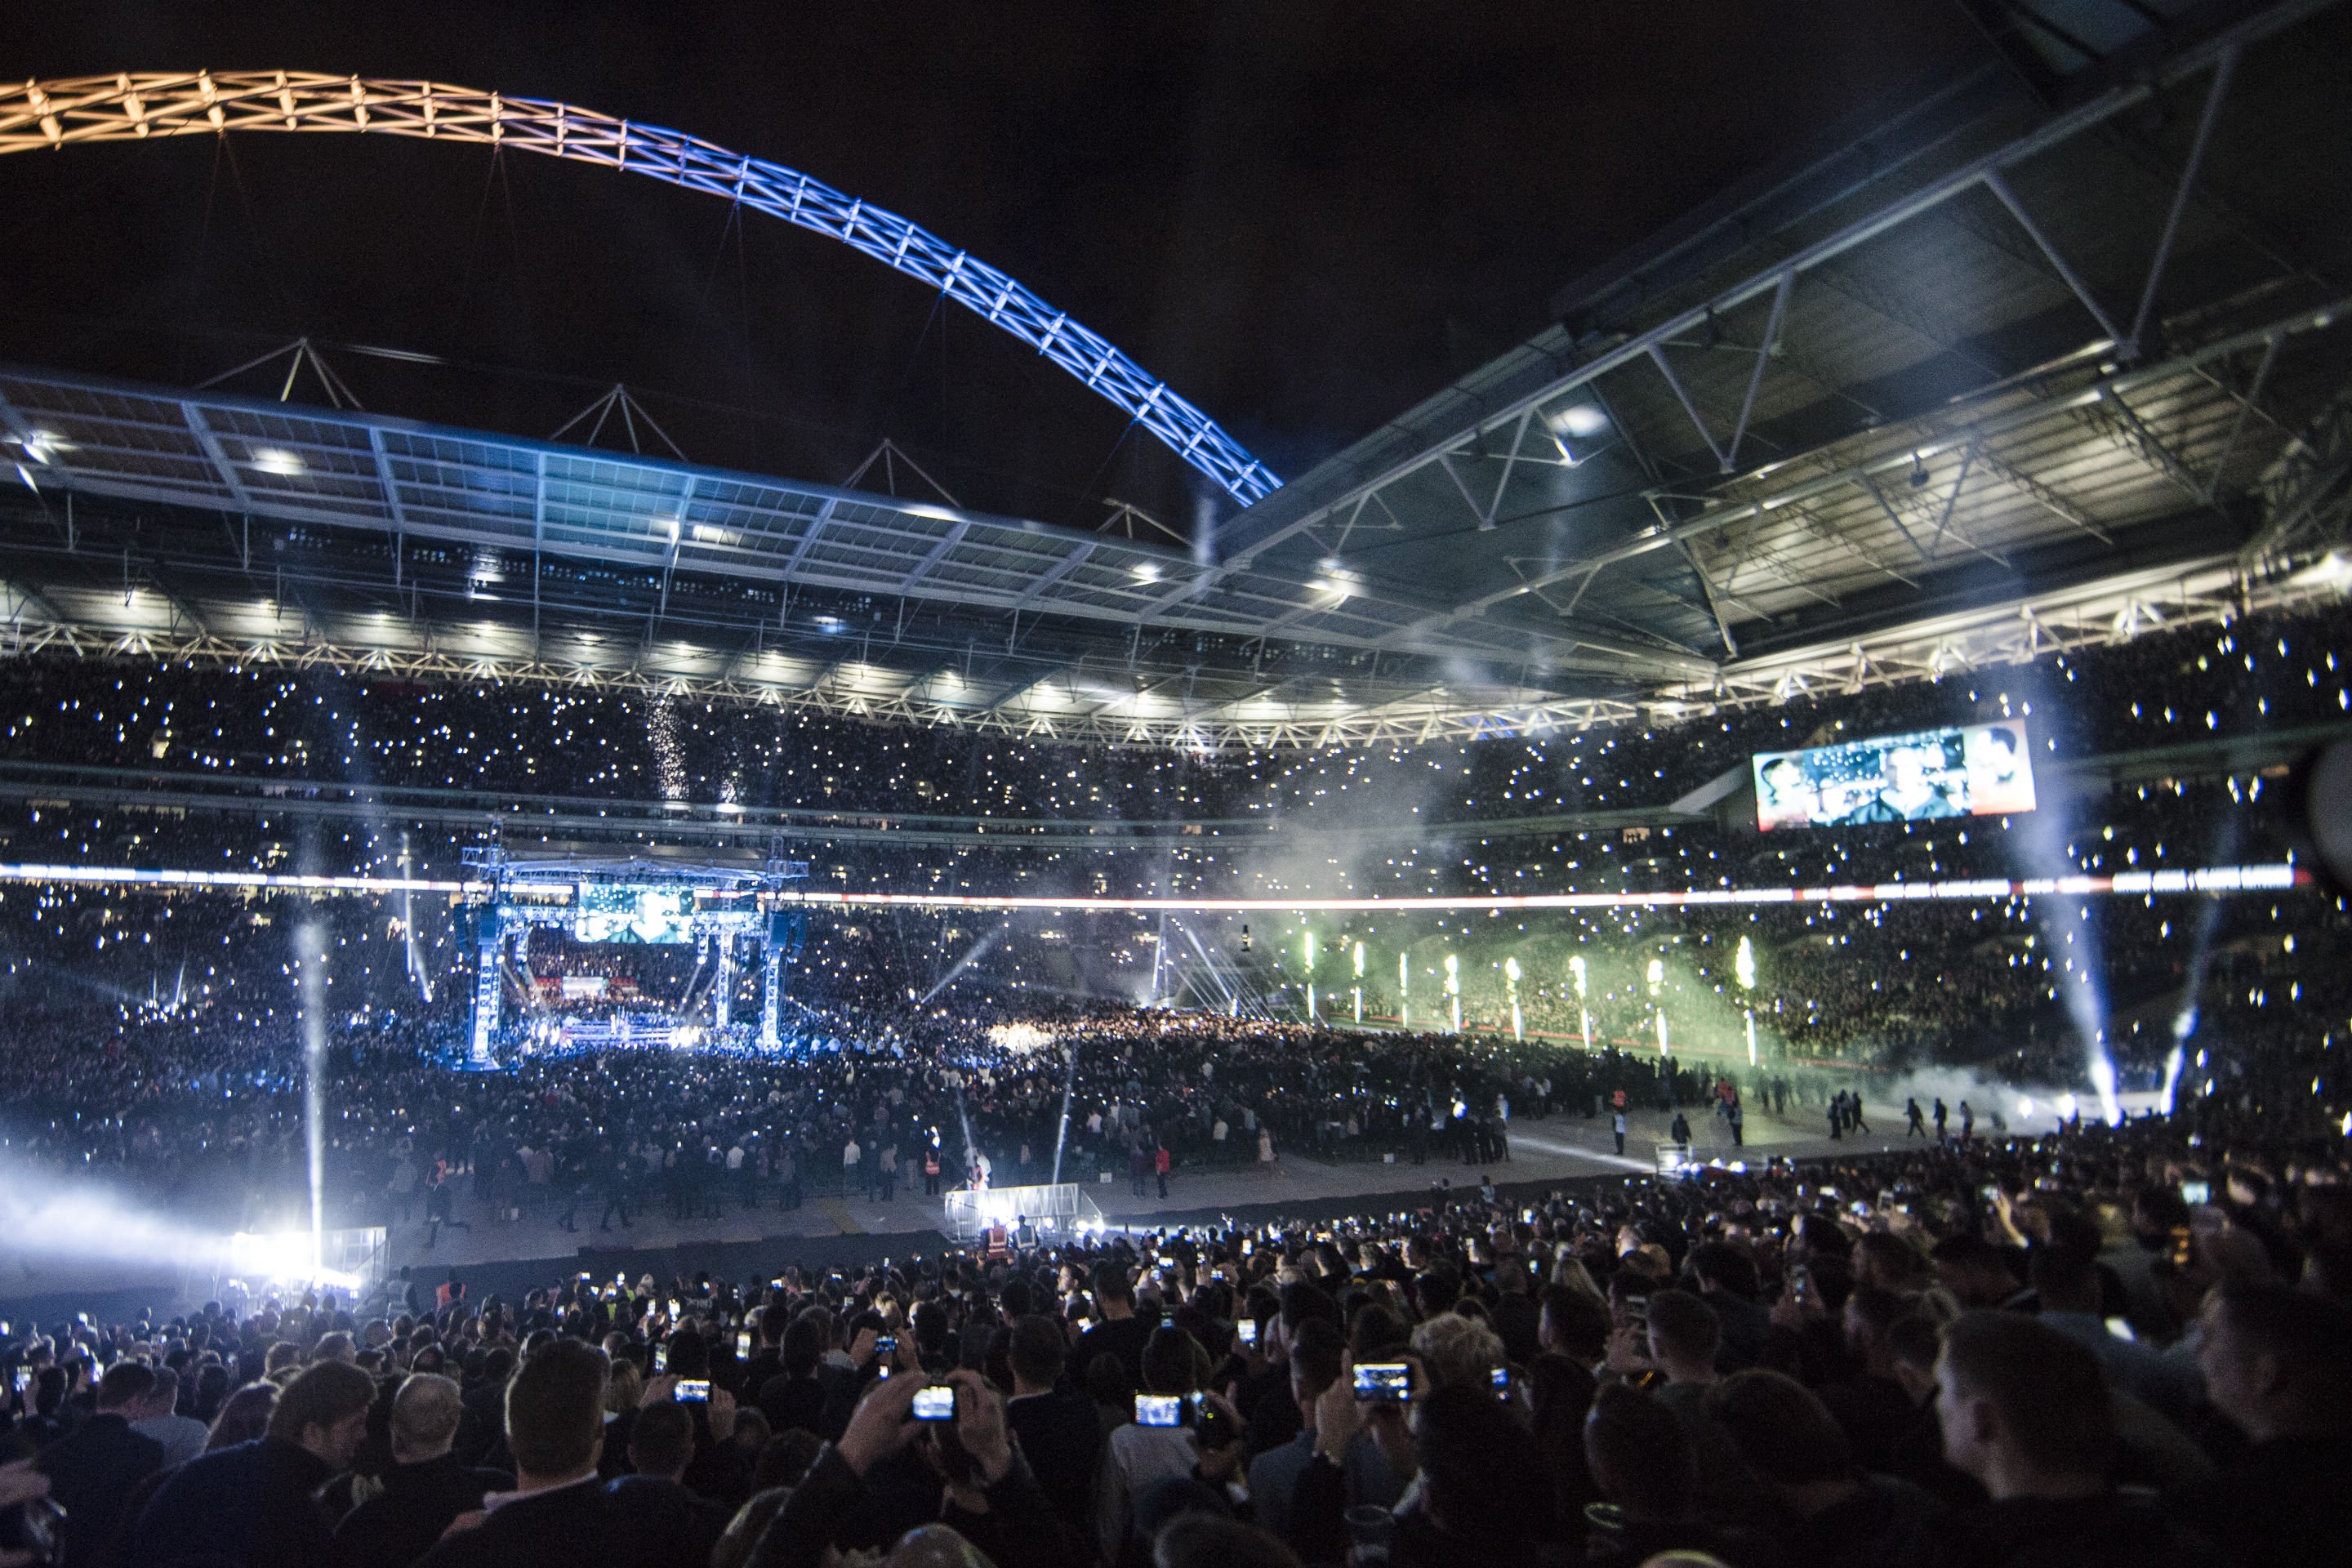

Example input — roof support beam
[2127,43,2240,360]
[1009,540,1097,609]
[2201,332,2282,506]
[1724,270,1794,474]
[1981,170,2123,344]
[898,519,971,593]
[1220,3,2298,565]
[1437,296,2345,615]
[1645,344,1730,471]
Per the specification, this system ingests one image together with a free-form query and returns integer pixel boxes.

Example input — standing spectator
[127,1359,376,1568]
[36,1361,166,1567]
[1002,1315,1101,1533]
[334,1374,510,1568]
[1073,1264,1156,1389]
[133,1367,212,1468]
[1709,1369,1948,1568]
[1935,1313,2217,1568]
[415,1340,666,1568]
[2177,1283,2352,1568]
[1247,1318,1396,1545]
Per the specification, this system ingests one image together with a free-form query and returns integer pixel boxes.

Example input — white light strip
[0,861,2305,908]
[0,863,470,893]
[768,863,2306,912]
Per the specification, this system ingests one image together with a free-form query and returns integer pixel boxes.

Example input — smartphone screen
[673,1379,710,1403]
[2178,1181,2211,1206]
[1490,1365,1511,1402]
[911,1385,956,1422]
[735,1331,752,1359]
[1135,1393,1185,1427]
[1353,1363,1410,1404]
[653,1344,669,1374]
[1237,1319,1258,1347]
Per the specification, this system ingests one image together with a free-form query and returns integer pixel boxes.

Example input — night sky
[2,2,1989,528]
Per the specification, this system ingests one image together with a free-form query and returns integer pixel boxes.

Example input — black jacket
[1006,1388,1103,1530]
[2173,1433,2352,1568]
[604,1475,732,1568]
[756,1374,828,1437]
[36,1410,165,1567]
[746,1440,1084,1568]
[1956,1493,2222,1568]
[128,1436,346,1568]
[411,1474,671,1568]
[332,1453,511,1568]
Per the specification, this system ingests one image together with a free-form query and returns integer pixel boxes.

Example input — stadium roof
[0,0,2348,749]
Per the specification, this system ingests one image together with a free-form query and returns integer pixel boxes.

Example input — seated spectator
[333,1373,511,1568]
[2177,1282,2352,1568]
[1708,1368,1947,1568]
[1935,1312,2218,1568]
[128,1359,375,1568]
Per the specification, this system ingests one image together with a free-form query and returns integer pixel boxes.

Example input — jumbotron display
[1753,721,2036,831]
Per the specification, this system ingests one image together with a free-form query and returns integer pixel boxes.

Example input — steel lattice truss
[0,70,1279,506]
[1217,0,2352,694]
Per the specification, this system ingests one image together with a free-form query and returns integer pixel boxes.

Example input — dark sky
[2,2,1989,527]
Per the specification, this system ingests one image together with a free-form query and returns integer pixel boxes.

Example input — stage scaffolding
[461,847,806,1067]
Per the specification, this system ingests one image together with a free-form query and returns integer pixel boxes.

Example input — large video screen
[1752,721,2035,831]
[570,884,694,944]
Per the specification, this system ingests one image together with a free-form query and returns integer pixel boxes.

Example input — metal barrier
[941,1183,1105,1244]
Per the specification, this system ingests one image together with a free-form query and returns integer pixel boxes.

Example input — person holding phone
[1096,1326,1229,1563]
[1248,1317,1401,1542]
[742,1370,1080,1568]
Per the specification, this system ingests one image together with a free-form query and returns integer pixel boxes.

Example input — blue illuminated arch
[0,71,1280,504]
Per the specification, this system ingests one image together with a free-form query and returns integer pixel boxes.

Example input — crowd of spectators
[5,1111,2350,1567]
[0,604,2340,1240]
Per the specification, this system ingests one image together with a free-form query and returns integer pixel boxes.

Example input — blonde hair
[1410,1312,1505,1393]
[605,1358,644,1415]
